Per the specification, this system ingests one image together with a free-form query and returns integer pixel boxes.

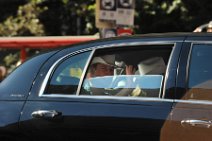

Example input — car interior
[82,45,173,97]
[44,45,173,97]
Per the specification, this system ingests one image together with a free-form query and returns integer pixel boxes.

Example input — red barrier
[0,36,98,62]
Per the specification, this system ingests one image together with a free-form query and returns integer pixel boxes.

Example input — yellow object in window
[70,68,82,79]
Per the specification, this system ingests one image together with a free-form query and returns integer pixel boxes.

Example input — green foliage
[0,0,48,73]
[135,0,191,33]
[0,0,47,36]
[39,0,96,36]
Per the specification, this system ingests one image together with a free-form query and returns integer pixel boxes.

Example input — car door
[161,41,212,141]
[19,40,182,141]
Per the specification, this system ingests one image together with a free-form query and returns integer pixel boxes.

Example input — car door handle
[181,119,211,128]
[31,110,62,119]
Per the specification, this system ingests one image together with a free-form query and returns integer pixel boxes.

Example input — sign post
[96,0,135,38]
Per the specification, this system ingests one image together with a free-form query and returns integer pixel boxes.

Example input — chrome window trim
[94,41,180,49]
[161,43,176,98]
[39,40,178,100]
[39,94,174,102]
[185,40,212,44]
[185,42,194,87]
[76,49,96,95]
[175,99,212,105]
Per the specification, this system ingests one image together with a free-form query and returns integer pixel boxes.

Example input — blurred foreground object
[194,21,212,32]
[0,66,6,82]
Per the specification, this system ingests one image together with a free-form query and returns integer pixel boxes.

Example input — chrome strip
[185,40,212,44]
[76,49,96,95]
[175,99,212,105]
[40,94,174,102]
[95,41,180,49]
[185,42,194,86]
[161,43,176,98]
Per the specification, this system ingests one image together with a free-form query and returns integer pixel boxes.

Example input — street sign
[96,0,116,28]
[116,0,135,26]
[99,0,117,21]
[95,0,135,33]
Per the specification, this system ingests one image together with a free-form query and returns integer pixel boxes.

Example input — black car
[1,33,212,141]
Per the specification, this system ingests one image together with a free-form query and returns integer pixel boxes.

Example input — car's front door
[20,41,181,141]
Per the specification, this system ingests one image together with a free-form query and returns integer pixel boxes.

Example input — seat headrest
[138,57,166,75]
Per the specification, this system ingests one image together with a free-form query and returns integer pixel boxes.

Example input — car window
[45,51,91,94]
[80,45,172,98]
[186,44,212,100]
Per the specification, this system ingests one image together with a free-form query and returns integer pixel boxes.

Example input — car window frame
[38,41,178,102]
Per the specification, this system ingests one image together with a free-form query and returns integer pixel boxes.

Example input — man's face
[94,63,114,76]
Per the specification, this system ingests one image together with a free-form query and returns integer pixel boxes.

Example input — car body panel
[20,98,173,140]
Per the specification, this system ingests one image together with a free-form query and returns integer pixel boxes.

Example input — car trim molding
[185,40,212,44]
[161,43,176,98]
[175,99,212,105]
[76,49,96,95]
[40,94,174,102]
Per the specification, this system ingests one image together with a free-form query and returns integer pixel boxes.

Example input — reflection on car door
[161,43,212,141]
[20,98,173,140]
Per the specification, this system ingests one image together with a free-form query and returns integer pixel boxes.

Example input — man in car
[82,54,144,96]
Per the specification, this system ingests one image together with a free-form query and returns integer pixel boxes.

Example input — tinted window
[0,51,56,99]
[45,51,90,94]
[187,44,212,100]
[80,45,172,98]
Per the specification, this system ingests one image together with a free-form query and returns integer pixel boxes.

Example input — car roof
[51,32,212,53]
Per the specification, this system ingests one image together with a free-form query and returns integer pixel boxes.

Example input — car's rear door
[161,37,212,141]
[19,38,182,141]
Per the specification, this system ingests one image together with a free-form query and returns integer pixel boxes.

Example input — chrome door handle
[181,119,211,128]
[31,110,62,119]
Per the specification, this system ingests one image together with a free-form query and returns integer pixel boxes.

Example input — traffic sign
[118,0,134,8]
[95,0,135,30]
[99,0,117,21]
[96,0,116,28]
[116,0,135,26]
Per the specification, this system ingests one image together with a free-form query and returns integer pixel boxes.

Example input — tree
[0,0,47,36]
[134,0,190,34]
[38,0,97,36]
[0,0,48,73]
